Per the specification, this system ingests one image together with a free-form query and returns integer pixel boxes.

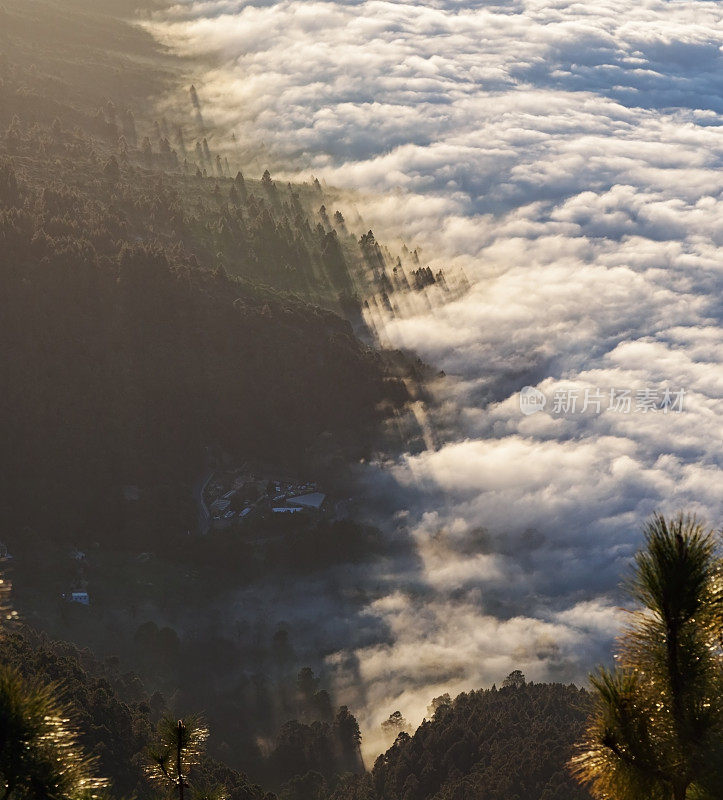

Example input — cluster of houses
[205,471,328,529]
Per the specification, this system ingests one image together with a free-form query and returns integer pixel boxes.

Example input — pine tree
[145,716,211,800]
[570,513,723,800]
[0,667,107,800]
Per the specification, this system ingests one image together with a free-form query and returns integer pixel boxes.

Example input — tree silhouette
[380,711,412,743]
[502,670,526,689]
[146,716,211,800]
[570,513,723,800]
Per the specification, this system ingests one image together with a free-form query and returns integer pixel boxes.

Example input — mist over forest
[0,2,721,800]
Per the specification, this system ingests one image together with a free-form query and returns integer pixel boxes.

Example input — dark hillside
[0,5,410,775]
[0,626,272,800]
[0,162,394,544]
[0,632,595,800]
[0,0,414,545]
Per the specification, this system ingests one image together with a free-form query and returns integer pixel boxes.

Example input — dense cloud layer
[146,0,723,758]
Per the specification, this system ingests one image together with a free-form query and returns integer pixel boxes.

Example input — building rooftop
[289,492,326,509]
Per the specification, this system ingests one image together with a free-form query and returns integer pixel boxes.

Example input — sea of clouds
[146,0,723,757]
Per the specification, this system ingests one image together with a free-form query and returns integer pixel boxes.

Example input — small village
[57,469,339,607]
[203,468,329,530]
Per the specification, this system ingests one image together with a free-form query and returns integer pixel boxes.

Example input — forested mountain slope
[2,628,593,800]
[0,2,416,779]
[1,625,362,800]
[361,682,592,800]
[0,0,415,546]
[0,161,395,542]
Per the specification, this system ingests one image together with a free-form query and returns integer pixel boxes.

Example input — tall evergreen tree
[571,513,723,800]
[146,716,211,800]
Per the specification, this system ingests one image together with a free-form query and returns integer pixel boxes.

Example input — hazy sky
[147,0,723,756]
